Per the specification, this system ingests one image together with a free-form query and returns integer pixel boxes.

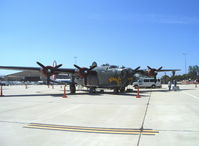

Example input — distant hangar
[1,71,69,81]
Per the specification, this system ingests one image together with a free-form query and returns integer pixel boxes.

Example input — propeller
[147,66,163,82]
[147,66,163,76]
[134,66,141,72]
[37,61,62,85]
[74,63,97,78]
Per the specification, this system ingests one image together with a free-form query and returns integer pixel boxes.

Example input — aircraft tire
[114,88,119,94]
[134,85,138,89]
[89,87,96,94]
[120,87,125,93]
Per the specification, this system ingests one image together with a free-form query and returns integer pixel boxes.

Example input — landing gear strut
[70,84,76,94]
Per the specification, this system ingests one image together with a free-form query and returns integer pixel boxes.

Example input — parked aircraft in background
[0,61,180,93]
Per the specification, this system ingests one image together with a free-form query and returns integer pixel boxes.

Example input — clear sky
[0,0,198,76]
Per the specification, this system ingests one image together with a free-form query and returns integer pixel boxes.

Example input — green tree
[188,65,199,79]
[161,75,170,84]
[161,65,199,82]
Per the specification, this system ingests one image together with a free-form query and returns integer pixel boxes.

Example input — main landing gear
[120,87,125,93]
[70,84,76,94]
[89,87,96,94]
[114,87,125,94]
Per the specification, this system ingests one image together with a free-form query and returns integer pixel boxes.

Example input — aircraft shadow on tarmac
[3,88,193,98]
[65,90,150,97]
[0,93,147,98]
[0,91,149,97]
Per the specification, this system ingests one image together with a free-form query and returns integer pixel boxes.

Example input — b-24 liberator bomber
[0,62,180,93]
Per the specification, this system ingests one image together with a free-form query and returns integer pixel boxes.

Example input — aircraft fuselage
[74,65,134,90]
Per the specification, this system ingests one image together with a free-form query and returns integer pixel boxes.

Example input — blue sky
[0,0,198,76]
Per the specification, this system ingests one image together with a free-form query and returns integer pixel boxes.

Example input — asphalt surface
[0,84,198,146]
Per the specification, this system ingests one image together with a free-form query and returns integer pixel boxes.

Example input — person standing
[168,81,172,91]
[173,80,177,87]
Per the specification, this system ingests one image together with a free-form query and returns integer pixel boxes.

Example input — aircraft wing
[134,68,181,79]
[0,66,75,74]
[156,69,181,72]
[53,68,75,74]
[0,66,40,71]
[135,69,180,73]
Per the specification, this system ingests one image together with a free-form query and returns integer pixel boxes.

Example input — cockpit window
[109,65,118,69]
[102,64,109,66]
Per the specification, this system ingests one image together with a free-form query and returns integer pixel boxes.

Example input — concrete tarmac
[0,84,199,146]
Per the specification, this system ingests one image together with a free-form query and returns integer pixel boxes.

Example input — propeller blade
[147,66,152,70]
[37,62,46,69]
[54,64,62,70]
[134,66,140,71]
[89,64,97,70]
[74,64,81,70]
[157,66,163,71]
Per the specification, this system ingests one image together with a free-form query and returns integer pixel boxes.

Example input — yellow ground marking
[27,123,159,132]
[24,123,159,135]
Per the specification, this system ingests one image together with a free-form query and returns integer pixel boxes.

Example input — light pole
[182,53,187,74]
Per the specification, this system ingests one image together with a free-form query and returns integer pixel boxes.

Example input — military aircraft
[0,62,180,93]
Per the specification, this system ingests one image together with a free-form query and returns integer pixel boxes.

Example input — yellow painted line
[27,123,159,133]
[25,125,156,135]
[24,123,159,135]
[25,124,159,134]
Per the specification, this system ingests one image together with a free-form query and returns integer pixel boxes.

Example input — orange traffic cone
[136,87,141,98]
[63,85,67,98]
